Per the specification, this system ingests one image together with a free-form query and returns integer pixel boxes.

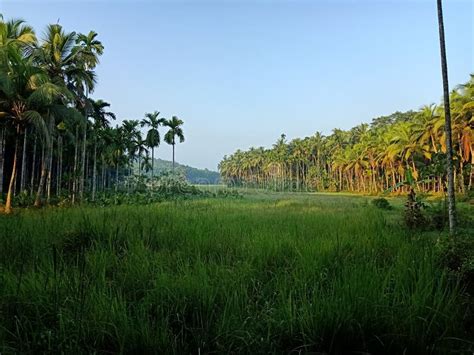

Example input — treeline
[0,17,185,213]
[142,158,220,184]
[220,76,473,194]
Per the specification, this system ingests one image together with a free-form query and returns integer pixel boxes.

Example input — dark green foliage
[426,201,448,231]
[404,189,427,229]
[147,158,220,184]
[214,188,243,198]
[371,197,392,210]
[438,235,474,289]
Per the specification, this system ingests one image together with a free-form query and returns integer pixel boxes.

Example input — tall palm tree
[436,0,456,234]
[76,31,104,69]
[140,111,165,179]
[0,16,37,199]
[76,31,102,200]
[33,24,95,206]
[89,99,115,200]
[121,119,141,177]
[163,116,185,169]
[0,46,65,213]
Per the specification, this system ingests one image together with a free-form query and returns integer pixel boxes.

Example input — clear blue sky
[2,0,473,170]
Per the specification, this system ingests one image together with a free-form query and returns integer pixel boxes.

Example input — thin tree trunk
[35,119,54,207]
[5,127,20,214]
[80,119,87,201]
[101,156,105,191]
[437,0,456,234]
[46,137,53,203]
[19,127,27,193]
[57,135,62,196]
[151,147,154,180]
[0,127,4,196]
[30,134,37,196]
[34,146,47,207]
[115,162,119,192]
[72,126,79,204]
[92,143,97,201]
[85,153,88,194]
[172,144,175,170]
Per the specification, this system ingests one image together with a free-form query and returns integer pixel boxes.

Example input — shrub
[404,189,427,229]
[371,197,391,210]
[437,235,474,291]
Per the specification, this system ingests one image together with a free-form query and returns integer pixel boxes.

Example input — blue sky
[2,0,473,170]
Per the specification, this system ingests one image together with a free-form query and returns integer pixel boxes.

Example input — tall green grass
[0,195,471,353]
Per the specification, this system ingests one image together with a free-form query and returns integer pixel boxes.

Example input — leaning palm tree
[163,116,185,169]
[436,0,456,234]
[140,111,165,179]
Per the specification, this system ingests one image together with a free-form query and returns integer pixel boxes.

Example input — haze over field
[2,0,472,170]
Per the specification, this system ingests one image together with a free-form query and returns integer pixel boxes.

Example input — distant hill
[151,159,221,184]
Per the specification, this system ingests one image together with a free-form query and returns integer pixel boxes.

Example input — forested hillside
[220,76,474,194]
[148,158,220,184]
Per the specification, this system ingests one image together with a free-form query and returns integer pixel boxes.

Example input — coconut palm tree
[0,45,66,213]
[33,24,96,205]
[163,116,185,169]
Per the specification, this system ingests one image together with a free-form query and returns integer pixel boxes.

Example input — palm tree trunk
[46,137,53,203]
[437,0,456,234]
[19,127,27,194]
[115,162,119,192]
[92,143,97,201]
[35,119,54,207]
[172,144,175,170]
[468,159,473,191]
[5,127,20,214]
[0,127,5,196]
[57,135,62,196]
[34,148,47,207]
[72,126,79,204]
[151,147,154,179]
[80,119,87,201]
[101,156,105,191]
[30,134,37,196]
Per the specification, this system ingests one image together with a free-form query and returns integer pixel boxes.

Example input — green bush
[437,235,474,293]
[371,197,391,210]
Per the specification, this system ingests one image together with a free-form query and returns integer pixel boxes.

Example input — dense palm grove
[220,77,473,194]
[0,17,185,213]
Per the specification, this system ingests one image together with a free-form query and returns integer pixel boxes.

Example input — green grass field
[0,193,472,353]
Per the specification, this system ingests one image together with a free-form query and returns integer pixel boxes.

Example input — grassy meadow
[0,193,472,353]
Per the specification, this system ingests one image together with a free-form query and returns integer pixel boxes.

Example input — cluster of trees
[220,76,473,194]
[147,158,220,185]
[0,17,185,213]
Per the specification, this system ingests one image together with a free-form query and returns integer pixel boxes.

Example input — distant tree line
[219,76,473,194]
[0,16,185,213]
